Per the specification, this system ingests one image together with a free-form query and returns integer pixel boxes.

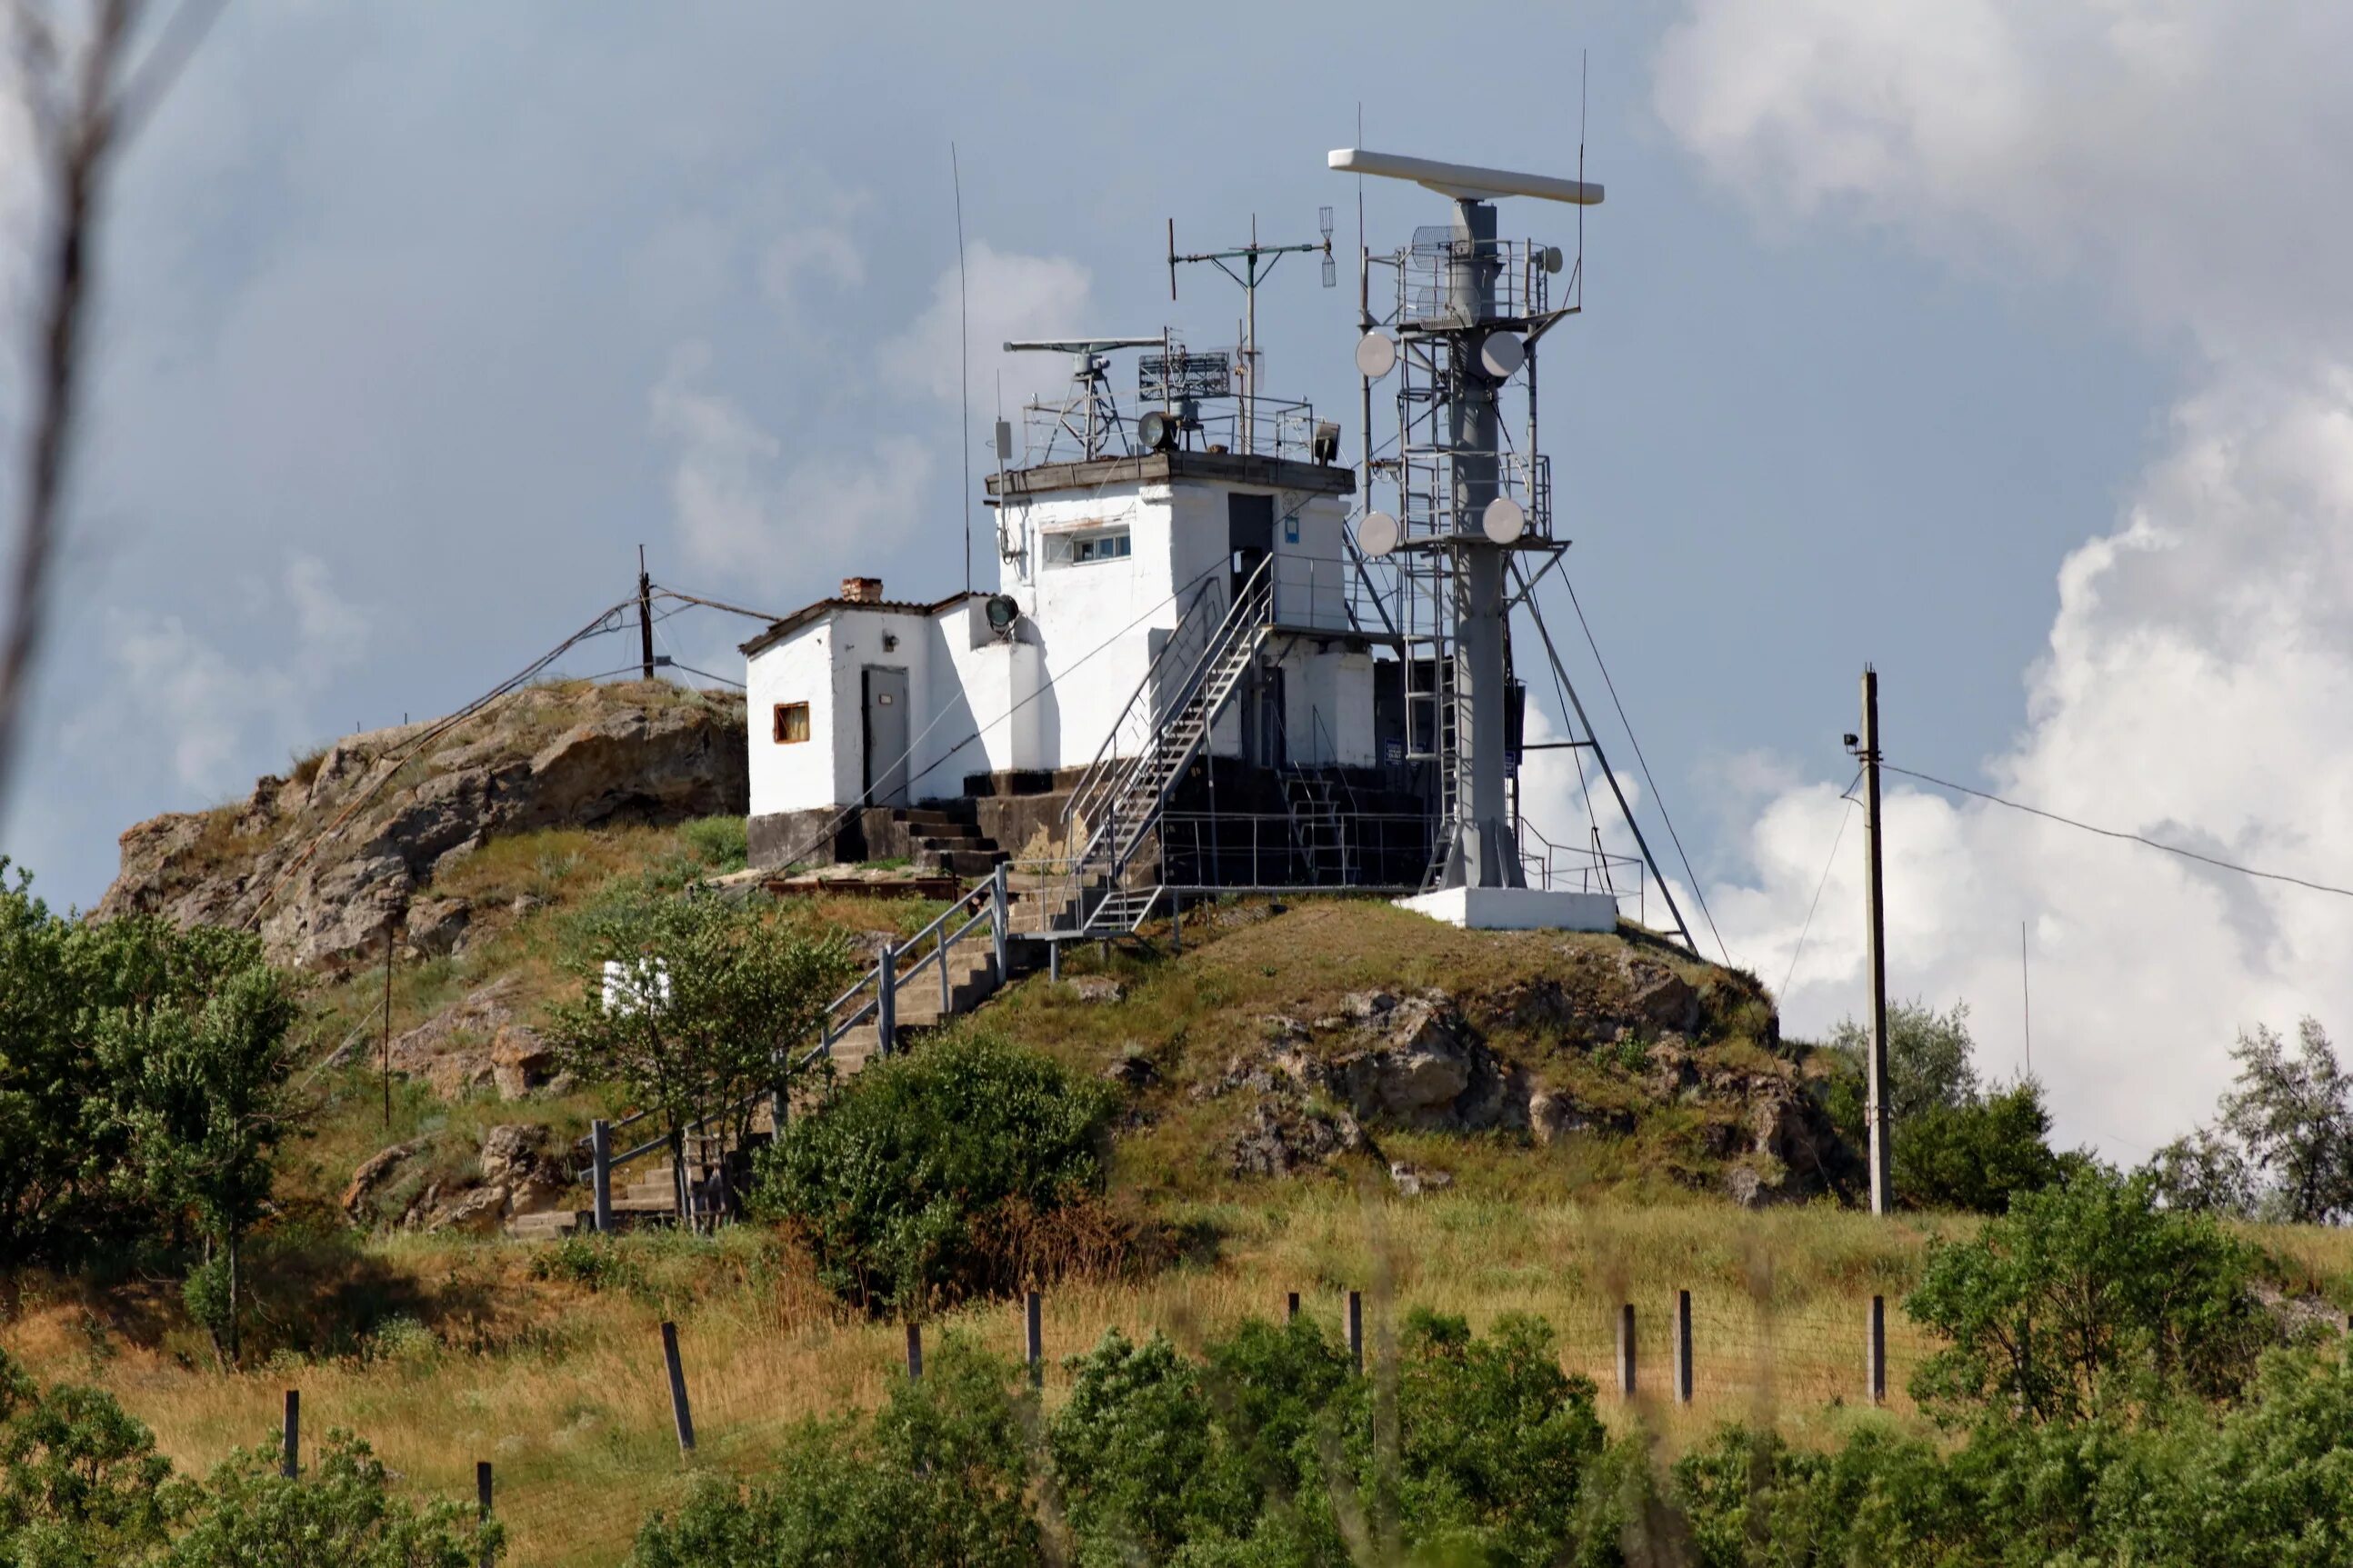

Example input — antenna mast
[1166,210,1335,454]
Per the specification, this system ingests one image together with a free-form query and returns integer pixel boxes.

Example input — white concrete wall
[1277,645,1377,766]
[746,622,846,814]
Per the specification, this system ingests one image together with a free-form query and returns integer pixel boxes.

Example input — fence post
[1048,940,1061,982]
[1347,1290,1364,1374]
[1673,1290,1694,1405]
[1287,1290,1300,1324]
[906,1322,924,1381]
[661,1321,696,1454]
[991,863,1009,979]
[476,1460,493,1568]
[590,1119,614,1235]
[1866,1294,1887,1407]
[281,1389,299,1478]
[939,923,953,1014]
[1025,1291,1044,1390]
[877,944,896,1058]
[1616,1304,1636,1397]
[1171,890,1182,954]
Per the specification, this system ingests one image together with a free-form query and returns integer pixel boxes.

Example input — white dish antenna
[1327,148,1604,206]
[1357,510,1400,558]
[1480,497,1527,544]
[1477,331,1525,379]
[1355,331,1397,379]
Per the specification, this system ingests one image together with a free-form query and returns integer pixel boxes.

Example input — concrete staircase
[893,807,1008,878]
[508,931,1019,1239]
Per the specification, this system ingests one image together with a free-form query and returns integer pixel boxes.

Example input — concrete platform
[1394,886,1618,933]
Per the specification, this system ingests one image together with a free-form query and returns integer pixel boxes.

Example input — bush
[1905,1164,2278,1424]
[165,1429,501,1567]
[677,816,749,874]
[753,1029,1116,1312]
[0,1351,190,1564]
[630,1335,1036,1568]
[1895,1081,2069,1214]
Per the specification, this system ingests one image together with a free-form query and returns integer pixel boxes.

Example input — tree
[1829,997,1980,1123]
[95,926,299,1368]
[2148,1125,2258,1217]
[545,890,856,1216]
[0,862,107,1262]
[1905,1165,2275,1425]
[0,1350,192,1566]
[2217,1019,2353,1224]
[1895,1080,2069,1215]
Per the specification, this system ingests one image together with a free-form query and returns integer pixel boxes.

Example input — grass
[11,1194,2350,1567]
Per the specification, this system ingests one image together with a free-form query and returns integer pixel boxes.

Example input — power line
[1780,769,1862,998]
[1557,574,1730,964]
[1885,762,2353,902]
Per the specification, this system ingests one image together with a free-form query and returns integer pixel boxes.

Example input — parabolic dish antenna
[1357,510,1400,558]
[1480,497,1526,545]
[1355,331,1397,379]
[1477,331,1525,379]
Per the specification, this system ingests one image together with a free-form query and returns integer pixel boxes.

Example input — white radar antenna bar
[1327,148,1603,207]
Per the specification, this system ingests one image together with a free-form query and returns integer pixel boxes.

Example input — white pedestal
[1393,886,1619,932]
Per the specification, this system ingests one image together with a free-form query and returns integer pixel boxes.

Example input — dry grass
[24,1194,2346,1567]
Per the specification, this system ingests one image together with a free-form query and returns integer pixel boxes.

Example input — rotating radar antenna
[1333,145,1697,953]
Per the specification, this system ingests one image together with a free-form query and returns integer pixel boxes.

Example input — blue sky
[10,1,2347,1154]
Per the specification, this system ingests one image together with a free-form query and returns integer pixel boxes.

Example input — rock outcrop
[98,682,746,970]
[341,1123,573,1233]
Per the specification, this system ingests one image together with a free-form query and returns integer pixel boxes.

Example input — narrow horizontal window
[1045,527,1132,567]
[774,702,810,744]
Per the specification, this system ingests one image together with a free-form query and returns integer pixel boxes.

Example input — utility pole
[637,544,656,682]
[1857,666,1890,1215]
[382,924,394,1129]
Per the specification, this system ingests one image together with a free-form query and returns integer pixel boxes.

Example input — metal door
[862,666,911,806]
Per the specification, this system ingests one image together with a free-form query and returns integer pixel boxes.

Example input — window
[773,702,809,744]
[1045,526,1132,567]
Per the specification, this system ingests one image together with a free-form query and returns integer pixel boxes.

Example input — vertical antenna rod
[954,143,972,594]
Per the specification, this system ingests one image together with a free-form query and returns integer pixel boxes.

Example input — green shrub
[165,1429,501,1567]
[0,1350,191,1564]
[630,1335,1036,1568]
[677,816,749,873]
[528,1233,650,1295]
[753,1029,1116,1312]
[1905,1164,2278,1424]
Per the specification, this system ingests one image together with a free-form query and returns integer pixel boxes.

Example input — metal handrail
[579,864,1013,1197]
[1064,572,1227,840]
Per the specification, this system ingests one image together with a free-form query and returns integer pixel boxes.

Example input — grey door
[862,666,911,806]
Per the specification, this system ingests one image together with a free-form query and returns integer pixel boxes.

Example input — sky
[5,0,2348,1157]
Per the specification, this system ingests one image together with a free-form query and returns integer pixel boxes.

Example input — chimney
[840,576,883,604]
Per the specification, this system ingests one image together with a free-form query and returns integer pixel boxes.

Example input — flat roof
[985,448,1356,501]
[739,591,973,660]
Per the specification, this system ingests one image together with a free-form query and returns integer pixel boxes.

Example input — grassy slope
[12,824,2353,1565]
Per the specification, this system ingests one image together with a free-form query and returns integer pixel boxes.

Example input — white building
[743,447,1390,869]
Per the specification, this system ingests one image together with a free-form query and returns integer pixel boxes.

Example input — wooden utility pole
[637,545,656,682]
[382,925,394,1129]
[1859,666,1891,1216]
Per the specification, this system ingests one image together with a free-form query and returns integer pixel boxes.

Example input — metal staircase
[1057,556,1276,917]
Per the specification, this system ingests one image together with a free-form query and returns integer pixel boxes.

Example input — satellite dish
[1477,331,1526,379]
[985,594,1022,636]
[1357,510,1400,558]
[1355,331,1397,380]
[1137,409,1179,453]
[1480,497,1526,544]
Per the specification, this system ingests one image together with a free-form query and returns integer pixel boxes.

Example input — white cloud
[82,555,371,796]
[1650,0,2353,1154]
[881,241,1097,413]
[650,341,935,598]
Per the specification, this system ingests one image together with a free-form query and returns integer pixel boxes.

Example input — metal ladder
[1419,654,1459,890]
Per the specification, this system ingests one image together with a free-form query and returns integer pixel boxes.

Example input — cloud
[1649,0,2353,1154]
[650,342,935,599]
[78,556,372,797]
[881,241,1097,412]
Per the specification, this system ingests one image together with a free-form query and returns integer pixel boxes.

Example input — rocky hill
[98,680,746,969]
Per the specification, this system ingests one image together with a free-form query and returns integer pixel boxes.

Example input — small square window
[773,702,810,744]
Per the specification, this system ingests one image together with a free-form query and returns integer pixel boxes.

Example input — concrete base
[1394,885,1619,933]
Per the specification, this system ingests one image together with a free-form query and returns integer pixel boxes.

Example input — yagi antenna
[1326,147,1604,206]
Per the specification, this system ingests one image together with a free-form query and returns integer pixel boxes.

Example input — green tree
[95,928,299,1368]
[2217,1018,2353,1224]
[754,1028,1116,1313]
[1905,1165,2275,1425]
[0,1351,192,1567]
[0,864,104,1263]
[165,1430,501,1568]
[1829,997,1979,1123]
[2147,1125,2258,1217]
[1895,1080,2068,1215]
[545,890,855,1215]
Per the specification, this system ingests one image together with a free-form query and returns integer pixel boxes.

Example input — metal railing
[578,863,1013,1232]
[1063,573,1227,850]
[1518,820,1647,921]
